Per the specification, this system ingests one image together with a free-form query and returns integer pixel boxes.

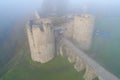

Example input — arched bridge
[57,38,119,80]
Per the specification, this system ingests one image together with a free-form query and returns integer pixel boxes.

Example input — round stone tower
[73,14,94,50]
[26,18,55,63]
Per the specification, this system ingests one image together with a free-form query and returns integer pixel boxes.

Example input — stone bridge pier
[74,56,86,72]
[83,66,97,80]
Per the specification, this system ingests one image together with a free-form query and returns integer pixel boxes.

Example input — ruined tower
[26,12,55,63]
[73,14,94,50]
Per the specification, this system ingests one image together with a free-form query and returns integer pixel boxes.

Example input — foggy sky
[0,0,120,20]
[0,0,120,14]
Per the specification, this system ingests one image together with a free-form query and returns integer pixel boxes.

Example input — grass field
[0,45,84,80]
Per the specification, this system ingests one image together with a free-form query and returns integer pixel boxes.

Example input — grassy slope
[1,44,84,80]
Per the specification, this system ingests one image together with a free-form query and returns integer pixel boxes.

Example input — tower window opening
[39,26,44,32]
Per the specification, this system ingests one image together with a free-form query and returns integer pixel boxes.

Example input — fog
[0,0,120,78]
[0,0,42,21]
[0,0,120,61]
[0,0,43,40]
[0,0,120,20]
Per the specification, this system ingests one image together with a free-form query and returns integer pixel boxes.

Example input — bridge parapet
[57,38,119,80]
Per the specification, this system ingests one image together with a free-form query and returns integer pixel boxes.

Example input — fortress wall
[73,15,94,50]
[32,25,42,62]
[26,23,39,62]
[42,24,55,62]
[41,18,52,24]
[63,21,74,39]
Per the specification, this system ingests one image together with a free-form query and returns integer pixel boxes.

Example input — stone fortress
[26,11,94,63]
[26,11,119,80]
[26,4,119,80]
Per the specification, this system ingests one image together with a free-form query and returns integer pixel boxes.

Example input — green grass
[1,46,84,80]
